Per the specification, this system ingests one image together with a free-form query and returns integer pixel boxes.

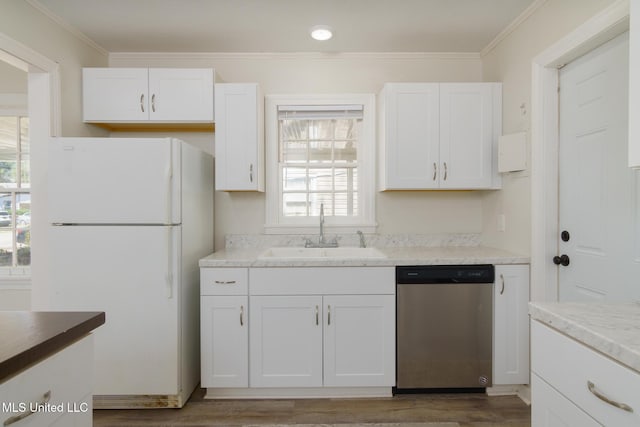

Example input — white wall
[0,1,108,310]
[110,53,484,250]
[480,0,618,255]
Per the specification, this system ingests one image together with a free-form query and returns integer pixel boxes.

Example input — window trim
[0,109,31,276]
[265,94,377,234]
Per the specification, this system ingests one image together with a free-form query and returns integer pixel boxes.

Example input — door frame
[530,0,629,301]
[0,32,61,302]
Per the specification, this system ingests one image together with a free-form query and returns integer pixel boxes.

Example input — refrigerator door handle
[166,141,174,225]
[166,226,174,299]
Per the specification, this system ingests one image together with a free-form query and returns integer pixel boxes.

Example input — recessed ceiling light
[310,25,333,41]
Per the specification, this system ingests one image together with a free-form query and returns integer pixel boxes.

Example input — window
[0,115,30,269]
[265,95,376,233]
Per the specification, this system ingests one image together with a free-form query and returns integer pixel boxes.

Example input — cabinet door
[215,83,264,191]
[83,68,148,122]
[493,265,530,385]
[323,295,395,387]
[532,374,602,427]
[148,68,214,121]
[201,296,248,388]
[381,83,440,189]
[439,83,496,189]
[249,295,323,387]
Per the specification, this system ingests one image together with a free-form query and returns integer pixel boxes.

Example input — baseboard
[93,394,184,409]
[204,387,393,399]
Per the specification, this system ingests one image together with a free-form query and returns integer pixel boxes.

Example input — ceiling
[31,0,536,53]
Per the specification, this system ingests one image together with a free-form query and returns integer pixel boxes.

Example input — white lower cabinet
[249,294,395,388]
[531,320,640,426]
[200,268,249,389]
[493,264,530,385]
[249,295,324,388]
[200,266,395,395]
[200,295,248,388]
[0,336,94,427]
[531,374,601,427]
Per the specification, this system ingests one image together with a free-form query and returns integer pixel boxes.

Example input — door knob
[553,254,570,266]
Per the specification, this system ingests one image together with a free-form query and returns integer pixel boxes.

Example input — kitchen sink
[258,246,387,260]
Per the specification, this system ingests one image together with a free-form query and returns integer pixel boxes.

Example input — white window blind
[278,105,363,218]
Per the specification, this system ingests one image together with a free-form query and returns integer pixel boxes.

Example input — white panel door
[48,137,180,224]
[558,32,640,302]
[201,296,248,388]
[383,83,440,189]
[48,225,179,395]
[215,83,263,191]
[249,295,323,387]
[148,69,214,121]
[439,83,493,189]
[493,265,530,385]
[323,295,395,387]
[83,68,148,122]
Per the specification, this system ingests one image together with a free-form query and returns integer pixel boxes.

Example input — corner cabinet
[379,82,502,190]
[214,83,264,191]
[493,264,530,386]
[82,67,214,126]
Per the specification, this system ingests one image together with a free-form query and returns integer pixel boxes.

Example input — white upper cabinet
[83,68,214,125]
[379,82,502,190]
[214,83,264,191]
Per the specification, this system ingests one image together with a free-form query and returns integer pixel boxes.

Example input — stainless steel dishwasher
[396,264,494,390]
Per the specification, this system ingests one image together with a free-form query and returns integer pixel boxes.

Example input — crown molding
[109,51,481,64]
[480,0,549,57]
[25,0,109,57]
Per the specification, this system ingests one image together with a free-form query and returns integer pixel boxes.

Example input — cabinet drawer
[201,268,248,295]
[249,267,395,295]
[532,320,640,426]
[0,335,93,427]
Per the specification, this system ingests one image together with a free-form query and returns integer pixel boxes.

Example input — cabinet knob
[140,94,145,113]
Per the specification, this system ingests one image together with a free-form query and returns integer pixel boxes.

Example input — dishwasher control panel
[396,264,495,284]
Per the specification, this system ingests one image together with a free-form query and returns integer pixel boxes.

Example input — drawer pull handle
[587,381,634,413]
[327,305,331,326]
[214,280,236,285]
[433,162,437,181]
[499,274,505,295]
[240,305,244,326]
[3,390,51,426]
[315,305,319,326]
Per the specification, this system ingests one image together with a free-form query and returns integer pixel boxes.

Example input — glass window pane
[308,168,333,191]
[309,120,333,140]
[334,119,356,140]
[283,193,308,217]
[16,193,30,266]
[334,140,357,163]
[0,159,17,188]
[309,140,332,163]
[334,168,354,191]
[0,191,13,266]
[20,154,30,188]
[282,167,307,191]
[309,194,333,216]
[334,193,349,216]
[0,117,17,153]
[20,117,29,153]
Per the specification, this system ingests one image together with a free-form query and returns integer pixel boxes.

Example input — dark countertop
[0,311,105,383]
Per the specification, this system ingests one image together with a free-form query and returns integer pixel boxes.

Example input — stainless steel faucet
[305,203,338,248]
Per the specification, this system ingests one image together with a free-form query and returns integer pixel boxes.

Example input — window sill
[264,223,377,235]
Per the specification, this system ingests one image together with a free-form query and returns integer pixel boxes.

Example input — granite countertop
[0,311,105,383]
[529,302,640,374]
[199,245,529,268]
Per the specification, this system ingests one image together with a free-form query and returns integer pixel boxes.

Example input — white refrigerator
[42,137,213,408]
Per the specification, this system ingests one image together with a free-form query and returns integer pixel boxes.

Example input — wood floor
[93,388,531,427]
